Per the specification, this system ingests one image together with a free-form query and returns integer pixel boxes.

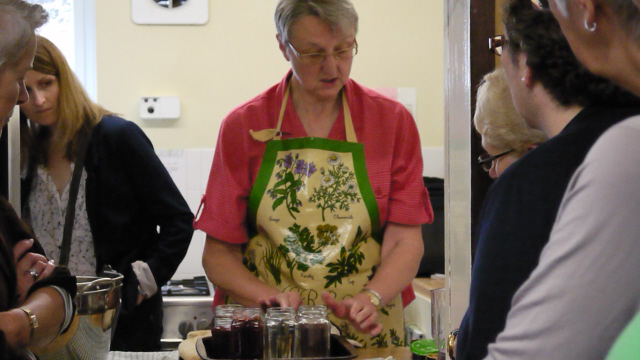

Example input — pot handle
[79,278,116,296]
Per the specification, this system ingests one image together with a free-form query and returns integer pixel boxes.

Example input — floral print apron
[240,84,405,348]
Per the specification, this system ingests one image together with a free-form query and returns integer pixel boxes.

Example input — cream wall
[95,0,444,150]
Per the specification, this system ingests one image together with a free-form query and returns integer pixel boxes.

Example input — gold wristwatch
[19,307,39,341]
[447,328,459,360]
[361,288,382,310]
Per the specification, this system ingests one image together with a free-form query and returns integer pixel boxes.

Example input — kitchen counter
[108,351,179,359]
[107,349,414,360]
[356,346,413,359]
[412,277,445,299]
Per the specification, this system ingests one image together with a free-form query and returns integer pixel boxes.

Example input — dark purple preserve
[232,308,263,358]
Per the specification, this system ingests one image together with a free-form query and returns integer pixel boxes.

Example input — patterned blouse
[28,164,97,276]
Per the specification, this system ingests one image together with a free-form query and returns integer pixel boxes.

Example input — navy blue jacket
[22,116,193,350]
[82,116,193,309]
[456,106,640,360]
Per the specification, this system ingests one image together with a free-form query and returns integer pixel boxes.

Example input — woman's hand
[13,239,55,304]
[258,291,302,312]
[322,292,383,336]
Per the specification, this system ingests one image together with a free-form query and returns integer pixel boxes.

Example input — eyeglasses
[531,0,549,10]
[489,35,508,56]
[287,39,358,65]
[478,149,514,172]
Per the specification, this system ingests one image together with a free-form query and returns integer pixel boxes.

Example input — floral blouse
[28,164,97,276]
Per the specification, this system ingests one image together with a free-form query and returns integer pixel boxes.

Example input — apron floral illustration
[240,84,405,348]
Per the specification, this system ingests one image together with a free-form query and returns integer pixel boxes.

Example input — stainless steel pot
[31,272,123,360]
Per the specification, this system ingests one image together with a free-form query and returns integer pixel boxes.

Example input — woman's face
[280,15,355,102]
[482,142,519,179]
[21,70,60,128]
[0,37,36,134]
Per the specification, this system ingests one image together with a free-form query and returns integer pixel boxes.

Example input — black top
[456,105,640,360]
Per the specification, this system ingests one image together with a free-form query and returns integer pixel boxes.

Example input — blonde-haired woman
[473,68,546,178]
[20,36,194,351]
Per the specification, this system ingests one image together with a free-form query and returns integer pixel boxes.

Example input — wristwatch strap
[448,328,459,360]
[19,307,39,342]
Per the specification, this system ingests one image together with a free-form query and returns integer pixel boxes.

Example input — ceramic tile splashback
[156,148,214,280]
[156,147,444,280]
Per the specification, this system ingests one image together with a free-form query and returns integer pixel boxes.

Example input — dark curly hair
[503,0,639,107]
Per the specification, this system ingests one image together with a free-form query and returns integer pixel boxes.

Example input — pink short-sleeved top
[194,72,433,244]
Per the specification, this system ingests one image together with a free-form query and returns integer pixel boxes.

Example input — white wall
[95,0,444,149]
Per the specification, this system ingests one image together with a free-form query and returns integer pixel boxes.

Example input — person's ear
[523,66,535,88]
[576,0,597,31]
[277,34,291,62]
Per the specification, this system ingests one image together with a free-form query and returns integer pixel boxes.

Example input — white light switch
[140,96,180,120]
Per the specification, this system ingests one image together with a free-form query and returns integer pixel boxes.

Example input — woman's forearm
[202,236,280,307]
[364,223,424,305]
[0,287,66,349]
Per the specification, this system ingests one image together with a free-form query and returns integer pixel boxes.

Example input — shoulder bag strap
[58,135,91,267]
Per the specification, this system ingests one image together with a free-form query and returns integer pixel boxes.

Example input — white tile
[187,190,203,216]
[157,149,187,195]
[185,149,202,192]
[422,147,445,179]
[200,149,215,192]
[173,231,206,279]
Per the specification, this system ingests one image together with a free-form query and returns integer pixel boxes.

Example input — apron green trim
[248,137,381,240]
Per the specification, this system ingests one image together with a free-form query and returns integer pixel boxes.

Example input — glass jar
[206,304,242,358]
[297,304,328,319]
[296,310,331,358]
[232,307,263,358]
[264,308,297,359]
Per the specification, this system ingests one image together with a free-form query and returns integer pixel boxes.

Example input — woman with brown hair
[20,36,194,351]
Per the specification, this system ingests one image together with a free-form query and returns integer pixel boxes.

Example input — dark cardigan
[22,115,194,351]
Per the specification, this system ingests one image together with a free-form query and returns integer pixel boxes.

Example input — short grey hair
[474,68,547,155]
[275,0,358,44]
[553,0,640,40]
[0,0,48,69]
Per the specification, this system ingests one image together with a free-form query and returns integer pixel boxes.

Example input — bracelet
[360,288,383,310]
[19,307,39,343]
[447,328,459,360]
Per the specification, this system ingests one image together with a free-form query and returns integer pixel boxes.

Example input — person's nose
[489,163,499,179]
[30,89,46,107]
[16,81,29,105]
[321,54,339,73]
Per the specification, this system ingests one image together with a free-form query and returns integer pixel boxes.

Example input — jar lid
[410,339,438,356]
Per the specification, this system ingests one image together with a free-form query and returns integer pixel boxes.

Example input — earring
[584,19,597,32]
[521,76,526,82]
